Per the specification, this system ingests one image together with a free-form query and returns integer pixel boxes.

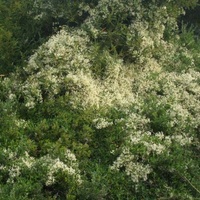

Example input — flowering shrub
[0,0,200,199]
[0,149,82,199]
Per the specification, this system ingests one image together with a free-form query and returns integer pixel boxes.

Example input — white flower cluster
[32,0,62,21]
[0,150,34,183]
[41,154,82,186]
[0,149,82,186]
[93,117,113,129]
[21,27,137,109]
[14,119,28,129]
[82,0,181,65]
[109,65,199,182]
[110,112,169,182]
[21,28,92,108]
[110,147,152,183]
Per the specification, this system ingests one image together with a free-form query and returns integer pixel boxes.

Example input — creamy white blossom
[1,149,82,186]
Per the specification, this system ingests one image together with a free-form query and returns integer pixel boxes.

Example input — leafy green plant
[0,0,200,199]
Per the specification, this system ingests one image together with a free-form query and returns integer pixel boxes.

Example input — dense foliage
[0,0,200,199]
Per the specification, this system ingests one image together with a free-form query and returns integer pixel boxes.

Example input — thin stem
[176,170,200,195]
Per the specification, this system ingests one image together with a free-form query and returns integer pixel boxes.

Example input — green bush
[0,0,200,199]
